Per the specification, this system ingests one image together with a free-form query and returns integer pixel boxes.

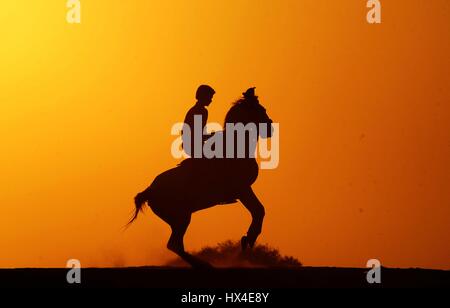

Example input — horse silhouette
[129,89,274,268]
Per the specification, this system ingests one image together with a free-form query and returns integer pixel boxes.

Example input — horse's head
[225,88,274,139]
[252,100,274,139]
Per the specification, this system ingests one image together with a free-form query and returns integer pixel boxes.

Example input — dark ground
[0,267,449,288]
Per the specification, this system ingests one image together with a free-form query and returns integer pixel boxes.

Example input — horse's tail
[126,189,151,228]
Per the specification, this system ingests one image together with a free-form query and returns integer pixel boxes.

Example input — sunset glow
[0,0,449,269]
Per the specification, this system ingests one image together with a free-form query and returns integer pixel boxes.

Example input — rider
[182,85,216,158]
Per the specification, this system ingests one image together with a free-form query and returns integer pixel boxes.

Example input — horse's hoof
[191,259,214,270]
[182,253,214,269]
[241,236,256,252]
[241,236,250,251]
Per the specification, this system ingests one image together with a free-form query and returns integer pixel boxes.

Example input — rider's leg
[239,187,266,249]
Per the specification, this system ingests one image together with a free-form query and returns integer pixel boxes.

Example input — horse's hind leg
[166,213,190,254]
[166,213,213,269]
[239,187,266,250]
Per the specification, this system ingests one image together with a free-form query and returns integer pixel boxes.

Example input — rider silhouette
[131,86,273,267]
[182,85,216,158]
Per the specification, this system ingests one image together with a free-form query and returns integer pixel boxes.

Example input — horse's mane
[225,97,257,125]
[233,98,247,106]
[224,101,243,125]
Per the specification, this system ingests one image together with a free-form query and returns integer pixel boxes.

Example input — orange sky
[0,0,449,269]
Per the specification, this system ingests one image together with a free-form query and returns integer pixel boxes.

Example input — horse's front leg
[239,187,266,250]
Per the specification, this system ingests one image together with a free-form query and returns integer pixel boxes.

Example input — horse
[129,92,274,268]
